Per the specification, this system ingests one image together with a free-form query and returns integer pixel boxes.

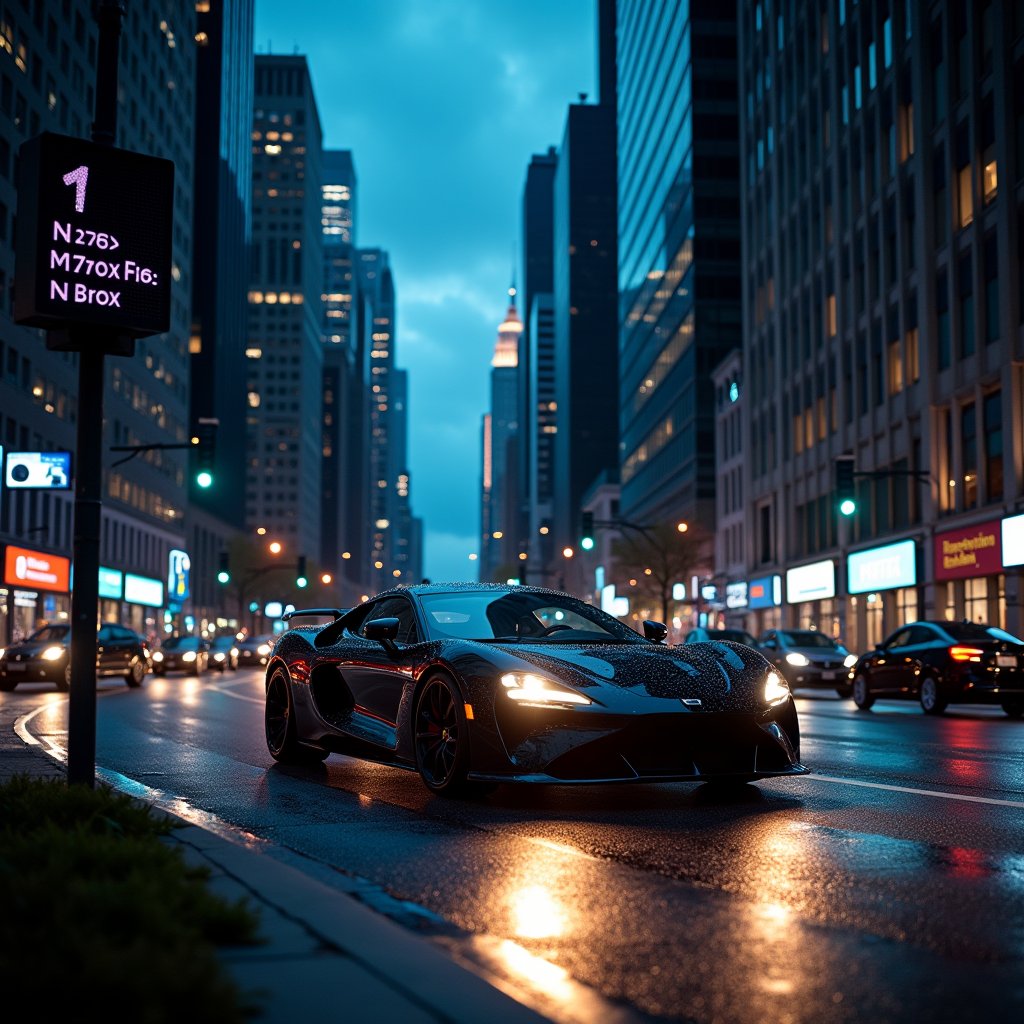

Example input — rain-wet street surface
[8,670,1024,1023]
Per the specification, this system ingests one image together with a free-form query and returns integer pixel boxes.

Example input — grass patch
[0,774,263,1022]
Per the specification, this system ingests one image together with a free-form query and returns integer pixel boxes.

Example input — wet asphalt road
[7,669,1024,1023]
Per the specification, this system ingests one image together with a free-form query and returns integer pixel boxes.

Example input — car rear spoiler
[282,608,348,623]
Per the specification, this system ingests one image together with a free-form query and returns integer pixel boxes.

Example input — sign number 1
[62,165,89,213]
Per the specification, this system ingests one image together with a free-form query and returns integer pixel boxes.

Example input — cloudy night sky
[253,1,595,583]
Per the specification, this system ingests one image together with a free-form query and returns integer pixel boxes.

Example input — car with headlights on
[0,622,149,691]
[151,635,210,676]
[208,634,239,671]
[237,634,274,668]
[263,583,809,798]
[757,628,857,697]
[849,620,1024,716]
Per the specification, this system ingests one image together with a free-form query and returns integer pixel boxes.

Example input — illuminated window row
[248,291,304,305]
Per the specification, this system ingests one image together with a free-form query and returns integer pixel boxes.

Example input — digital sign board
[3,544,71,593]
[1000,514,1024,569]
[124,573,163,608]
[748,574,781,609]
[847,539,917,594]
[167,548,191,603]
[14,131,174,340]
[4,450,72,489]
[786,560,836,604]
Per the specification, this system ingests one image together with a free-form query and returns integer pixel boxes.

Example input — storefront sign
[748,574,782,609]
[167,548,191,602]
[725,581,748,609]
[98,566,124,600]
[786,560,836,604]
[1002,514,1024,569]
[3,544,70,593]
[847,539,917,594]
[4,450,71,489]
[934,520,1002,581]
[124,573,163,608]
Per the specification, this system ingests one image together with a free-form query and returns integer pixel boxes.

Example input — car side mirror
[643,620,668,644]
[364,617,400,648]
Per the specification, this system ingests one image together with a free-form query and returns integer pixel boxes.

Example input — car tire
[124,659,146,688]
[852,673,874,710]
[265,667,329,764]
[56,664,71,692]
[1000,700,1024,719]
[413,674,492,798]
[919,675,948,715]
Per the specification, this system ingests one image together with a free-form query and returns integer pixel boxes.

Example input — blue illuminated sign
[748,574,781,609]
[847,539,917,594]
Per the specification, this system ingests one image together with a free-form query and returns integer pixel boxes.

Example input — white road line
[804,772,1024,809]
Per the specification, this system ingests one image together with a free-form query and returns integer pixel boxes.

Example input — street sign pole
[66,1,123,788]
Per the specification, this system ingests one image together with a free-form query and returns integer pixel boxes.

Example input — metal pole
[67,0,124,788]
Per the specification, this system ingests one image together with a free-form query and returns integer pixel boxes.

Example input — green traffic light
[839,498,857,517]
[217,571,230,584]
[296,576,308,589]
[581,537,595,551]
[196,470,213,489]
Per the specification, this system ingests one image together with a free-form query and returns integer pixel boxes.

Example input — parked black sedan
[263,583,809,798]
[758,628,857,696]
[849,620,1024,716]
[0,622,149,691]
[208,634,239,671]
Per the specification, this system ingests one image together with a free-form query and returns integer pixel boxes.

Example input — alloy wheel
[415,677,461,789]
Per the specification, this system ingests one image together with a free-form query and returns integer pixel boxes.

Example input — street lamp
[562,546,574,559]
[268,541,282,555]
[677,521,688,533]
[320,572,332,585]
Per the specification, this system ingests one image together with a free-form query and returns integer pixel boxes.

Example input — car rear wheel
[57,664,71,692]
[852,674,874,710]
[919,676,948,715]
[124,658,146,688]
[413,675,490,798]
[1001,700,1024,719]
[265,668,328,764]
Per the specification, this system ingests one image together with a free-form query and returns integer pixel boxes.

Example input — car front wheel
[919,676,948,715]
[413,674,490,798]
[1000,700,1024,719]
[125,659,146,688]
[265,668,328,764]
[852,673,874,710]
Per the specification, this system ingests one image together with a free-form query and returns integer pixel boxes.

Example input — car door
[96,625,119,675]
[344,596,421,727]
[868,627,915,693]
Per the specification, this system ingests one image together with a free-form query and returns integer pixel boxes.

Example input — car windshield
[28,625,70,642]
[779,630,839,649]
[418,590,646,643]
[941,622,1024,644]
[161,636,201,651]
[708,629,757,645]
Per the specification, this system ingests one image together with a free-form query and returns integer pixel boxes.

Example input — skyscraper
[246,56,324,560]
[615,0,741,538]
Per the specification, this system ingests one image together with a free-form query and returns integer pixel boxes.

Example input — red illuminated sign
[3,545,71,593]
[933,520,1003,581]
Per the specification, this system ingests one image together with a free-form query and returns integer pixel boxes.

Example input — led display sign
[3,544,71,593]
[98,566,124,600]
[167,548,191,603]
[124,573,163,608]
[14,132,174,339]
[1001,514,1024,569]
[786,560,836,604]
[748,574,782,609]
[4,450,72,489]
[847,539,917,594]
[725,582,748,609]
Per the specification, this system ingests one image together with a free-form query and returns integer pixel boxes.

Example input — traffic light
[217,551,230,585]
[296,555,308,589]
[192,417,219,489]
[834,455,857,516]
[580,511,595,551]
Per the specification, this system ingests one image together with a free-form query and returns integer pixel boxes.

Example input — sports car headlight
[152,651,164,662]
[257,643,271,656]
[500,672,591,707]
[764,670,790,705]
[785,652,809,667]
[182,651,197,663]
[41,646,66,661]
[843,654,857,668]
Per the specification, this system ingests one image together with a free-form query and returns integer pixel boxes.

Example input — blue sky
[254,1,595,582]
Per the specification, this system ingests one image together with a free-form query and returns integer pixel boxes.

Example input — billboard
[4,450,72,489]
[1001,514,1024,569]
[167,548,191,603]
[934,520,1002,581]
[3,544,71,593]
[748,574,782,609]
[847,539,917,594]
[786,560,836,604]
[124,573,163,608]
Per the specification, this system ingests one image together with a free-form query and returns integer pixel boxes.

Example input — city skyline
[253,0,595,582]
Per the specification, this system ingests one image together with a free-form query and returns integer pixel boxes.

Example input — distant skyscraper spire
[493,281,521,368]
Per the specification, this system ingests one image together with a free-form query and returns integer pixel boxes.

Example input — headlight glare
[214,653,225,661]
[764,670,790,705]
[844,654,857,668]
[500,672,591,707]
[41,646,65,661]
[785,652,809,667]
[182,650,197,663]
[257,643,271,656]
[152,651,164,662]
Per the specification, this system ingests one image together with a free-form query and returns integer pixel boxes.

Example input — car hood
[3,640,66,658]
[489,640,775,711]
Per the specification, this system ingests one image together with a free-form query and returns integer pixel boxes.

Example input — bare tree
[611,522,708,624]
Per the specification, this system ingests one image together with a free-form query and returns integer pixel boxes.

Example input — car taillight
[949,646,983,662]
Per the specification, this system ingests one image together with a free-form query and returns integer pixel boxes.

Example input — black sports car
[263,583,809,797]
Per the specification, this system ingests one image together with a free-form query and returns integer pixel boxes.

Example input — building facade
[738,1,1024,649]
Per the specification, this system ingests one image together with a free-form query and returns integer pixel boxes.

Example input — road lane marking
[805,773,1024,809]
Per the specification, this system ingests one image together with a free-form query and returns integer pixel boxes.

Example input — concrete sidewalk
[0,716,560,1024]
